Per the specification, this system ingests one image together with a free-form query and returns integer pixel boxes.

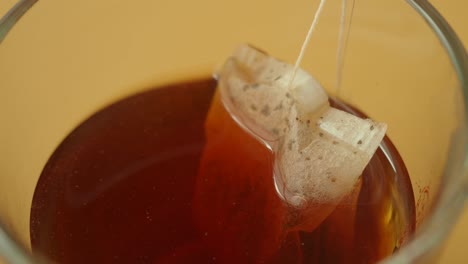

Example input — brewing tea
[31,76,415,263]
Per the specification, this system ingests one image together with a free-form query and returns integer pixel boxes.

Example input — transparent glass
[0,0,467,263]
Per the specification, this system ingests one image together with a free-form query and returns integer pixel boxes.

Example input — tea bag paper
[218,44,386,208]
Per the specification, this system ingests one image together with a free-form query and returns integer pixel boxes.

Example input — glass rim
[0,0,467,263]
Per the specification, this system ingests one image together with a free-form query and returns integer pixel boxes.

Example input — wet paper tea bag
[193,44,387,262]
[224,44,385,224]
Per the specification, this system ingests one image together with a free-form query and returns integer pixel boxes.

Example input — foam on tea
[218,44,387,224]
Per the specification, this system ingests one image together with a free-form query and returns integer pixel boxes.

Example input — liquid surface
[31,78,415,263]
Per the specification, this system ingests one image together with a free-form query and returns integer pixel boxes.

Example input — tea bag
[218,44,386,227]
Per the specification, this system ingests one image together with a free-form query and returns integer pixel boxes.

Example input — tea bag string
[335,0,355,97]
[288,0,354,95]
[287,0,327,91]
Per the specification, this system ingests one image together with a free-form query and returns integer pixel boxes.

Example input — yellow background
[0,0,467,263]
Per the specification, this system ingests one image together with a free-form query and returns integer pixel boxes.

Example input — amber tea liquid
[30,78,415,264]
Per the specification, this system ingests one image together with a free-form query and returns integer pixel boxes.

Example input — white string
[335,0,355,97]
[335,0,347,96]
[288,0,327,90]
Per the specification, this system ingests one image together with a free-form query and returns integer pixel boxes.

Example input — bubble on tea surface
[218,44,387,226]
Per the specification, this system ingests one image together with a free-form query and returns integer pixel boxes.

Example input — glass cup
[0,0,467,263]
